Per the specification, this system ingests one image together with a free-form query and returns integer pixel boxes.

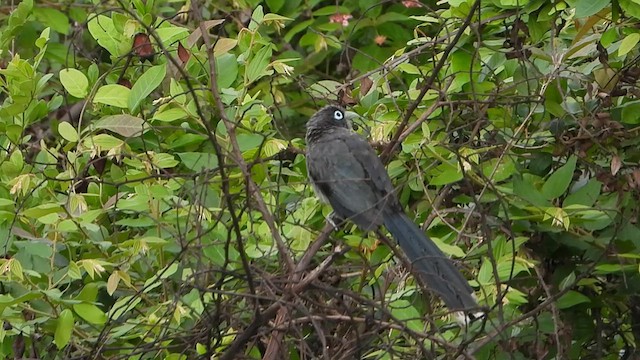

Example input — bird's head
[306,105,359,131]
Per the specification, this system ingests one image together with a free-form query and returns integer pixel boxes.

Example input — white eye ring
[333,110,344,120]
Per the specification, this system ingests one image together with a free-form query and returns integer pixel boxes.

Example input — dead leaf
[611,155,622,176]
[360,77,373,98]
[187,19,225,47]
[103,193,127,210]
[339,87,356,106]
[213,38,238,56]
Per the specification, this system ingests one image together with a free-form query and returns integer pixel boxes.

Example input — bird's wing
[307,130,395,229]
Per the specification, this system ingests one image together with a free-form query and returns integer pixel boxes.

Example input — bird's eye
[333,110,344,120]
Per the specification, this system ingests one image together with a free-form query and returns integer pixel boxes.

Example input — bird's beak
[344,111,361,131]
[344,111,360,121]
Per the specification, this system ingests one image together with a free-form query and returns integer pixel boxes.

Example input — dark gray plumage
[306,105,478,313]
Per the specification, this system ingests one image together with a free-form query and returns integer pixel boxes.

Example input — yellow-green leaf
[59,68,88,98]
[129,64,166,113]
[58,122,78,142]
[94,84,131,108]
[54,309,74,349]
[106,271,120,295]
[73,303,107,325]
[94,114,147,137]
[619,33,640,56]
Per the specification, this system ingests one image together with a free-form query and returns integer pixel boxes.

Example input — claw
[327,211,343,231]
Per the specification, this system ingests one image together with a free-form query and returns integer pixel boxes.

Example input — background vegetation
[0,0,639,358]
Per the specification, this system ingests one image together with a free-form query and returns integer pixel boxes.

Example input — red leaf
[117,78,132,88]
[133,33,154,61]
[92,155,107,175]
[177,41,190,63]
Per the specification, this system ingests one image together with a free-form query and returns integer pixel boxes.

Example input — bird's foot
[326,212,344,231]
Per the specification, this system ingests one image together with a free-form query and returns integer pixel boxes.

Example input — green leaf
[620,0,640,19]
[204,244,238,266]
[22,204,64,219]
[266,0,285,12]
[559,272,576,291]
[0,0,33,49]
[621,101,640,124]
[237,133,264,152]
[619,33,640,56]
[155,26,189,46]
[431,236,465,257]
[263,13,293,22]
[313,6,350,16]
[94,84,131,108]
[308,80,342,100]
[33,7,69,35]
[59,69,88,98]
[128,64,167,113]
[496,258,530,281]
[216,53,238,88]
[177,152,219,171]
[83,134,125,150]
[389,299,423,333]
[245,46,272,84]
[76,283,99,302]
[108,295,141,320]
[152,106,188,122]
[430,162,463,186]
[563,179,601,207]
[556,290,590,309]
[58,219,78,232]
[160,263,179,279]
[0,292,42,314]
[106,271,120,296]
[94,114,147,137]
[38,212,60,224]
[87,14,125,56]
[73,303,107,325]
[248,5,264,30]
[54,309,74,349]
[285,19,314,43]
[34,28,50,69]
[58,122,78,143]
[0,199,14,207]
[542,156,577,200]
[571,0,610,18]
[150,153,179,168]
[595,263,636,274]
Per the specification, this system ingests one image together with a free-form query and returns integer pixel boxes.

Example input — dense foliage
[1,0,640,358]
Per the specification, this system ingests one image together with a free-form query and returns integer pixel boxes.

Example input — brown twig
[380,0,481,163]
[221,223,336,360]
[191,0,295,273]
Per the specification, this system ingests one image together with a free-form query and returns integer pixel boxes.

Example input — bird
[305,105,479,315]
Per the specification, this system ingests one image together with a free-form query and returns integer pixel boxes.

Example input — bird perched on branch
[305,105,479,317]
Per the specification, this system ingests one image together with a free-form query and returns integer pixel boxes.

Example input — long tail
[383,212,477,312]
